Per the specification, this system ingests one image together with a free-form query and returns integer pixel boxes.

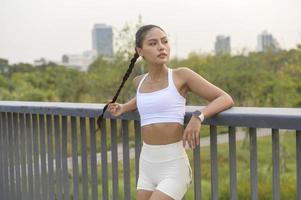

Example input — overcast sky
[1,0,300,64]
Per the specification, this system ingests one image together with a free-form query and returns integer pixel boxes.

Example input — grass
[62,128,298,200]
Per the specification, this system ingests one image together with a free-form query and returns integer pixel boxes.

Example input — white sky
[0,0,301,63]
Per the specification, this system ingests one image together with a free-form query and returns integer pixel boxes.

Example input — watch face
[193,110,202,116]
[192,110,203,122]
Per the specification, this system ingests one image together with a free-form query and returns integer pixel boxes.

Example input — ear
[136,47,143,57]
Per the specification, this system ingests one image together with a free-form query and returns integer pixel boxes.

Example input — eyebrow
[147,37,168,42]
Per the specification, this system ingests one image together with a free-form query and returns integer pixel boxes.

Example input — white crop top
[136,68,186,127]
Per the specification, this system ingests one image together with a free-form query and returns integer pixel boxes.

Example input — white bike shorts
[136,140,192,200]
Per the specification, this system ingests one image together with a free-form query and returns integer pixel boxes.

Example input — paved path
[21,128,290,173]
[67,128,288,168]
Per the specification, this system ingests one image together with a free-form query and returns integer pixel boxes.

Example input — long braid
[97,51,140,128]
[97,24,164,130]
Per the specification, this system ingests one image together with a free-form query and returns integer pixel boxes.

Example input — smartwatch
[192,110,205,123]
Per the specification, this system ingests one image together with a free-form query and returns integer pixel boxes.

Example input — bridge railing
[0,101,300,200]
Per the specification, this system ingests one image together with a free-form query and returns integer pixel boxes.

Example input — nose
[157,41,165,51]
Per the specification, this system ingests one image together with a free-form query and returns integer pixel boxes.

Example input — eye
[163,40,168,44]
[149,42,156,46]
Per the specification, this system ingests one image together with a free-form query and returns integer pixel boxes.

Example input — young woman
[104,25,234,200]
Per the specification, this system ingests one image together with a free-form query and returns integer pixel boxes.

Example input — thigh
[136,189,153,200]
[149,189,174,200]
[155,157,192,200]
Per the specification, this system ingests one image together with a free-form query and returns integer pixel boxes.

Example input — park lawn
[68,130,297,199]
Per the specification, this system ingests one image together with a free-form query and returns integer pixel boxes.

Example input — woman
[104,25,234,200]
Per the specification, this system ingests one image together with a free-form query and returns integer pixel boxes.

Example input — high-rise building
[257,30,280,52]
[92,24,113,57]
[215,35,231,55]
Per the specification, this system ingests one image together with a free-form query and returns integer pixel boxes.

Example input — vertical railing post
[19,113,28,200]
[89,117,98,200]
[111,119,119,200]
[46,114,55,200]
[122,120,131,200]
[296,130,301,200]
[71,116,79,200]
[80,117,89,200]
[134,120,142,185]
[272,129,280,200]
[100,118,109,200]
[26,113,34,200]
[229,126,237,200]
[0,113,5,198]
[210,125,218,200]
[249,128,258,200]
[1,112,9,200]
[54,115,63,200]
[13,113,21,200]
[32,114,41,200]
[61,116,70,199]
[193,144,201,200]
[8,112,16,199]
[39,114,48,199]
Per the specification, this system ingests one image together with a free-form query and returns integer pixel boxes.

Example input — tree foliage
[0,26,300,107]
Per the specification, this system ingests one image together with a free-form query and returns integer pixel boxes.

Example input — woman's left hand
[183,117,201,149]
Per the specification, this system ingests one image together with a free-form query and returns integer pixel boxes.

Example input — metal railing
[0,101,300,200]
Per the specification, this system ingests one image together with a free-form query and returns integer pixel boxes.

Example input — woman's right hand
[107,102,124,117]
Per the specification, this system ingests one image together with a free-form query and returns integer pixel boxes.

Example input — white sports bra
[136,68,186,127]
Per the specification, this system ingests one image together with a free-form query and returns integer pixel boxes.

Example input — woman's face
[136,27,170,65]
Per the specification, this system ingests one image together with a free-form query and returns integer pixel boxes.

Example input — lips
[158,53,167,57]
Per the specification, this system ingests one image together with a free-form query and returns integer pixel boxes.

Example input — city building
[257,30,280,52]
[92,24,113,57]
[33,58,48,66]
[61,50,96,71]
[215,35,231,56]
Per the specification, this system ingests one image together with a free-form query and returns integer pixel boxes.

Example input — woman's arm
[122,97,137,113]
[107,75,143,116]
[121,75,144,113]
[107,96,137,117]
[179,67,234,149]
[180,67,234,117]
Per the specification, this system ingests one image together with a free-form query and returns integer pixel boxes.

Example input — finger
[187,132,192,149]
[196,131,200,146]
[182,132,188,147]
[109,103,117,111]
[108,105,113,112]
[191,132,196,148]
[111,103,117,110]
[191,133,195,149]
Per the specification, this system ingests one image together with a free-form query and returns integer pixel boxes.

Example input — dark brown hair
[97,25,164,127]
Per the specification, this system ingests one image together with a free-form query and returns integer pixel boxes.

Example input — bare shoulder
[173,67,200,80]
[133,74,146,89]
[173,67,227,101]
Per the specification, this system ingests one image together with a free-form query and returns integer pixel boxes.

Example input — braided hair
[97,24,165,128]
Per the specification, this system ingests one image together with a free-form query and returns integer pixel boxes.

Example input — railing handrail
[0,101,300,130]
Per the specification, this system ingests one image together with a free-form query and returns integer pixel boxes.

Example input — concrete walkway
[67,128,288,168]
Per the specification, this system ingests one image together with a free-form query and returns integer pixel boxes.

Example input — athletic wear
[136,68,186,127]
[136,67,192,199]
[137,141,192,200]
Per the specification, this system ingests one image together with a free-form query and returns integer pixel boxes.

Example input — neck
[146,64,168,80]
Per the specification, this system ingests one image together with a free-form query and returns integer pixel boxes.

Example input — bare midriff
[141,122,184,145]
